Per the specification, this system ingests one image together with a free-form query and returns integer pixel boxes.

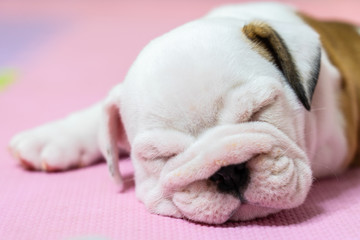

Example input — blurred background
[1,0,359,107]
[1,0,360,145]
[1,0,359,140]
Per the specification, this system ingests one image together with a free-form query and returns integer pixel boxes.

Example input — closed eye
[155,151,179,161]
[248,104,268,122]
[132,129,195,161]
[161,152,178,159]
[134,144,181,161]
[219,81,279,125]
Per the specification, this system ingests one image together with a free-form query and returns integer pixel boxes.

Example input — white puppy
[9,2,360,224]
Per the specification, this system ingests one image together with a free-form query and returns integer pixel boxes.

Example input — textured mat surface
[1,1,360,239]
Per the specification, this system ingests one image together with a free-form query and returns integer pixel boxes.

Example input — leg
[9,103,102,171]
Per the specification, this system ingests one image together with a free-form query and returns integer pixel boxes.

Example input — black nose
[209,163,250,202]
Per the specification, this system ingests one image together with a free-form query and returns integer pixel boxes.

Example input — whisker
[309,107,327,112]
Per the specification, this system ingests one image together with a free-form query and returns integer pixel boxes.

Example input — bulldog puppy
[9,2,360,224]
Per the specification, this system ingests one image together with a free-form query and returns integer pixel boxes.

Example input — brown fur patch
[242,22,275,63]
[242,21,311,110]
[300,14,360,168]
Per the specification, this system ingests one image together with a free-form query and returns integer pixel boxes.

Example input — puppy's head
[99,18,321,223]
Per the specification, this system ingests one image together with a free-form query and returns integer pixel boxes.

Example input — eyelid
[132,130,194,161]
[135,144,185,162]
[248,103,270,122]
[219,80,280,124]
[134,143,181,161]
[152,148,180,160]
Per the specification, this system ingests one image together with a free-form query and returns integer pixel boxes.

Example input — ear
[98,84,130,191]
[242,21,321,111]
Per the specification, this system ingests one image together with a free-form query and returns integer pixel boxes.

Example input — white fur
[9,104,102,170]
[304,50,347,178]
[9,2,348,223]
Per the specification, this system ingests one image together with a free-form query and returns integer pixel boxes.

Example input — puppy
[9,2,360,224]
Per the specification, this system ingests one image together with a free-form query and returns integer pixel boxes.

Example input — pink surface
[1,1,360,239]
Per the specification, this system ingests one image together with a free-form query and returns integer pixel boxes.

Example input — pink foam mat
[1,1,360,239]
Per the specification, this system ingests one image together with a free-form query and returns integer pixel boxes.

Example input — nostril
[209,162,250,201]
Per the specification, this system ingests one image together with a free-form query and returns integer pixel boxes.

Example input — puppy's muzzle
[157,122,312,223]
[209,163,250,201]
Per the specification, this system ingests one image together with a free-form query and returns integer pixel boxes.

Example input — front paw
[9,122,100,171]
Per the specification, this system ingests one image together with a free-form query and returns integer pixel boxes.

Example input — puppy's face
[99,18,321,223]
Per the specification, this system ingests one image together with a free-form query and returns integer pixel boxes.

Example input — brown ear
[98,84,130,191]
[243,21,321,111]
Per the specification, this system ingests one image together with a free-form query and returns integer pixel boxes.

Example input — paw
[9,121,100,172]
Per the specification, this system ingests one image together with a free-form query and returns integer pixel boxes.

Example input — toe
[41,161,63,172]
[19,157,36,170]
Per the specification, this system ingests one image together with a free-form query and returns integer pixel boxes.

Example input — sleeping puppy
[9,2,360,224]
